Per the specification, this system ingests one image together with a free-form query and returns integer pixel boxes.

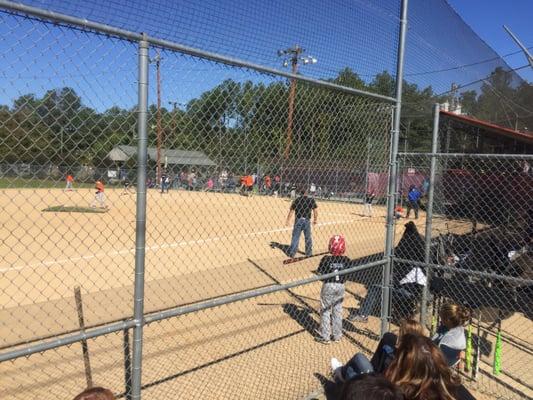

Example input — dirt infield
[0,188,530,399]
[0,188,399,344]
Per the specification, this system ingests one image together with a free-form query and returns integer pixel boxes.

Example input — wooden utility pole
[284,54,300,160]
[278,45,316,161]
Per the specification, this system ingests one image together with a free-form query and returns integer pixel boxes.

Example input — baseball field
[0,187,531,399]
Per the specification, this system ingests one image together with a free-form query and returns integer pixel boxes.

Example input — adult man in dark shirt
[286,187,318,257]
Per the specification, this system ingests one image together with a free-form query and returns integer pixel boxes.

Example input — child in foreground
[315,235,350,344]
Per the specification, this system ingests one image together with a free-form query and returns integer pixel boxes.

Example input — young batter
[316,235,350,344]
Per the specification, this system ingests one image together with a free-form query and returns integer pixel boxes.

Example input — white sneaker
[331,357,344,382]
[331,357,342,369]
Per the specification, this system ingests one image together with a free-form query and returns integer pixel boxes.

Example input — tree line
[0,67,531,174]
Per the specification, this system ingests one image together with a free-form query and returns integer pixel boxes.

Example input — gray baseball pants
[319,282,345,341]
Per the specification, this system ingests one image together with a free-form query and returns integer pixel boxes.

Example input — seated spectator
[332,330,476,400]
[348,222,426,323]
[347,266,426,323]
[370,319,426,373]
[432,302,470,367]
[340,373,404,400]
[332,319,425,381]
[73,387,115,400]
[385,334,461,400]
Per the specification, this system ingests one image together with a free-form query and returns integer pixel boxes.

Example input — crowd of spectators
[331,310,474,400]
[142,167,345,199]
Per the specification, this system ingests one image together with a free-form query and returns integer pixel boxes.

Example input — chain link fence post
[381,0,408,336]
[131,34,150,400]
[420,103,440,325]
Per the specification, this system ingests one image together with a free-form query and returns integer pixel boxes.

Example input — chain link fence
[0,4,396,400]
[391,107,533,399]
[1,1,532,400]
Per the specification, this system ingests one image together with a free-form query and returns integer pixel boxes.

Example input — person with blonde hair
[331,319,426,380]
[369,319,426,373]
[385,334,460,400]
[432,302,471,367]
[398,318,426,337]
[73,387,115,400]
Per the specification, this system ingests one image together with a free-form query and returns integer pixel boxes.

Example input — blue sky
[447,0,532,83]
[0,0,530,112]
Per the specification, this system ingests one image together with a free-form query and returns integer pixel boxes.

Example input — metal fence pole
[131,34,150,400]
[364,136,370,199]
[420,103,440,325]
[123,328,132,400]
[381,0,408,336]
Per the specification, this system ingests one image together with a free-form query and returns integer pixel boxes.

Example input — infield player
[286,186,318,258]
[240,175,254,196]
[362,191,375,217]
[91,180,107,208]
[160,172,169,194]
[64,174,74,191]
[315,235,350,344]
[122,179,133,195]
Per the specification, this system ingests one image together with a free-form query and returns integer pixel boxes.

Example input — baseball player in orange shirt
[64,174,74,191]
[91,180,107,208]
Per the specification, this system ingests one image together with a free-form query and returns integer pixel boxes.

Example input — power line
[405,47,533,77]
[483,81,533,118]
[399,64,533,119]
[434,64,529,97]
[472,69,533,115]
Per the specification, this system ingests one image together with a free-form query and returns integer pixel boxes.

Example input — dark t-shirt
[369,332,397,373]
[318,255,351,284]
[290,195,317,219]
[365,193,375,204]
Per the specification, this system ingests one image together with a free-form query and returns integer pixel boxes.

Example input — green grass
[0,177,95,189]
[42,205,108,213]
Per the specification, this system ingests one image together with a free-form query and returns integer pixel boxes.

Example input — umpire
[286,186,318,258]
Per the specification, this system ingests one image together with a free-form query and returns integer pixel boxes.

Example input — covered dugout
[435,111,532,229]
[439,110,533,155]
[107,145,216,181]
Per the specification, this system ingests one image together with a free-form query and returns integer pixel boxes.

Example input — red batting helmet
[328,235,346,256]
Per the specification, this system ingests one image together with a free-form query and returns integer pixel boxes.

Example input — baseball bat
[493,314,502,376]
[283,251,329,265]
[473,309,482,380]
[465,315,473,372]
[430,295,438,336]
[433,295,442,335]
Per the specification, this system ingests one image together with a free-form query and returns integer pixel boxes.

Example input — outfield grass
[0,177,96,189]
